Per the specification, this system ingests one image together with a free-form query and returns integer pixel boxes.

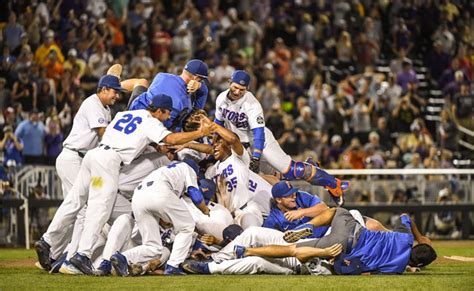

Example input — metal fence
[1,166,473,248]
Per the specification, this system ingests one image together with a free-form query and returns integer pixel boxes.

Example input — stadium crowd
[0,0,472,172]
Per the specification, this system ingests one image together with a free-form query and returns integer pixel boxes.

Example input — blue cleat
[284,224,314,243]
[182,260,210,274]
[34,237,52,271]
[163,264,186,275]
[234,245,246,259]
[325,179,349,207]
[95,259,112,276]
[70,253,94,275]
[110,252,129,277]
[59,260,83,275]
[49,252,67,274]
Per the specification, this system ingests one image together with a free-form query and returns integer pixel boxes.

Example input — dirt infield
[0,258,36,268]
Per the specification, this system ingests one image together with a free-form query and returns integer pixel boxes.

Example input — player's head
[148,93,173,122]
[199,178,216,204]
[184,59,208,82]
[212,134,233,161]
[220,224,244,247]
[97,74,126,106]
[272,181,298,210]
[228,70,250,101]
[408,243,437,268]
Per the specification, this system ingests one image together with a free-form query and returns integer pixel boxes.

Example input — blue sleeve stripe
[252,127,265,158]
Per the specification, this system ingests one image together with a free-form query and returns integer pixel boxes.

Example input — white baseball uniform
[182,197,234,240]
[122,161,197,267]
[46,94,111,260]
[215,90,292,173]
[214,149,263,229]
[209,226,300,274]
[45,109,171,259]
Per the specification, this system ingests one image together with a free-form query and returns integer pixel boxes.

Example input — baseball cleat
[325,179,349,207]
[182,260,210,274]
[49,252,67,274]
[34,237,52,271]
[284,224,314,243]
[94,259,112,276]
[70,253,94,275]
[59,260,83,275]
[163,264,186,275]
[110,252,129,277]
[107,64,122,79]
[34,261,44,270]
[305,156,320,167]
[233,245,246,259]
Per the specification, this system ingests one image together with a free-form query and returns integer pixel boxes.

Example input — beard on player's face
[228,83,246,101]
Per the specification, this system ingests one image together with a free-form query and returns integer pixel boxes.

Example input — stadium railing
[0,167,473,248]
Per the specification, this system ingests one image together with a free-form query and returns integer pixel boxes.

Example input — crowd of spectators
[0,0,472,173]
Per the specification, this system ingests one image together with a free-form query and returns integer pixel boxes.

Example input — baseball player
[35,70,147,270]
[180,122,264,228]
[128,59,209,131]
[36,92,215,275]
[109,159,211,276]
[183,225,335,275]
[214,70,349,205]
[242,208,437,275]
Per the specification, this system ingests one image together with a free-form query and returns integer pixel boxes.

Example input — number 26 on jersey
[113,113,142,134]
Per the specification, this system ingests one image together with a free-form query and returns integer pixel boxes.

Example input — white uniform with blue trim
[215,90,291,173]
[44,110,171,259]
[123,162,197,267]
[214,150,263,228]
[46,94,111,260]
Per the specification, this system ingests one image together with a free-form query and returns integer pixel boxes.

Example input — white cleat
[59,260,84,275]
[35,261,45,270]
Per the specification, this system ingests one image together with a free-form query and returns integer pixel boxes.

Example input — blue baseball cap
[231,70,250,87]
[184,59,208,79]
[149,93,173,110]
[183,158,200,175]
[220,224,243,246]
[199,178,216,203]
[98,75,126,92]
[272,181,298,199]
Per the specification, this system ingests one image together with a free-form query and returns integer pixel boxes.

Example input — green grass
[1,241,474,290]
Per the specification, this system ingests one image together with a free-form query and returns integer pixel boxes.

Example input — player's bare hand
[190,248,211,261]
[200,234,218,245]
[322,243,342,257]
[284,209,304,221]
[198,115,216,136]
[187,79,202,93]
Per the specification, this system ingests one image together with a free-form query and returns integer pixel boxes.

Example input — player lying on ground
[236,208,437,275]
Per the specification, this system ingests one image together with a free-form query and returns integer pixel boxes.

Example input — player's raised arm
[213,122,244,156]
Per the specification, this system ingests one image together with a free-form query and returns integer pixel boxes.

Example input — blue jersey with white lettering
[262,191,329,237]
[129,73,208,130]
[334,216,414,274]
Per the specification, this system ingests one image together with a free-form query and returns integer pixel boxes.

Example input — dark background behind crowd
[0,0,472,172]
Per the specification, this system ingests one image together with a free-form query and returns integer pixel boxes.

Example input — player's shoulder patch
[98,117,106,124]
[257,116,264,124]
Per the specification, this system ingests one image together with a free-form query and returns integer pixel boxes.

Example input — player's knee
[114,214,134,230]
[283,160,314,181]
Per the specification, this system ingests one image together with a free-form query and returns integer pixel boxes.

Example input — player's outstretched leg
[282,159,349,206]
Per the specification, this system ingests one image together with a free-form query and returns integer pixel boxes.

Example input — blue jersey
[334,216,414,274]
[129,73,208,130]
[262,191,329,238]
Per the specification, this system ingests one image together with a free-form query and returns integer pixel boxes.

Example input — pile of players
[33,59,437,276]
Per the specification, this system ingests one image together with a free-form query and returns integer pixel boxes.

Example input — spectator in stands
[34,29,64,65]
[426,40,451,83]
[443,70,465,101]
[0,77,10,110]
[328,135,344,168]
[278,114,305,156]
[130,45,154,79]
[0,125,23,167]
[88,42,113,80]
[451,82,474,144]
[257,80,281,113]
[63,49,86,78]
[342,138,365,169]
[453,45,472,81]
[429,187,461,239]
[392,95,420,134]
[36,81,55,114]
[150,23,172,63]
[354,31,379,72]
[14,109,45,164]
[4,12,24,52]
[295,106,318,150]
[350,94,372,144]
[11,68,37,112]
[43,50,64,86]
[44,117,62,165]
[432,22,455,56]
[396,59,418,94]
[213,54,235,92]
[375,117,393,151]
[265,103,285,140]
[336,31,354,71]
[438,108,458,152]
